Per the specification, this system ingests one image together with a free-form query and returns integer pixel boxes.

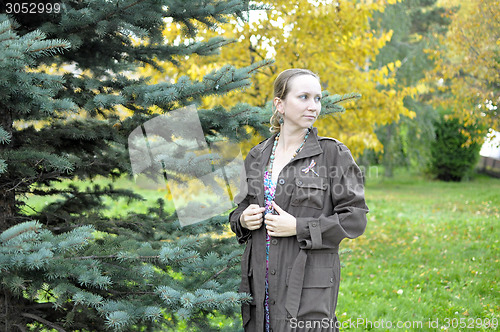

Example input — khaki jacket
[229,127,368,331]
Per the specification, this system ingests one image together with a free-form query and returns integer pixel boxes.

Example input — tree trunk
[383,123,395,178]
[0,107,16,232]
[0,190,16,232]
[1,289,24,332]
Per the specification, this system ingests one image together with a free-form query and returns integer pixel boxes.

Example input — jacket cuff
[229,208,251,243]
[296,213,342,249]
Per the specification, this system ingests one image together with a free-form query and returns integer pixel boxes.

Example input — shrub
[430,114,482,181]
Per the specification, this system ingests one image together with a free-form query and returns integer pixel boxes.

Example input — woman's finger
[248,220,262,230]
[254,208,266,216]
[248,218,262,225]
[248,213,262,221]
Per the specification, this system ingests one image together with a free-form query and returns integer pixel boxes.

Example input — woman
[229,69,369,331]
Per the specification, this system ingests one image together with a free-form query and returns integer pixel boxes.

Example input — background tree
[0,0,276,330]
[430,110,483,181]
[142,0,415,157]
[368,0,453,176]
[425,0,499,140]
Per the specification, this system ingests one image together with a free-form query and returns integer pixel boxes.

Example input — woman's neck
[277,126,309,154]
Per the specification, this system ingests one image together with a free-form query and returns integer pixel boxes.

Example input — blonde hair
[269,68,320,133]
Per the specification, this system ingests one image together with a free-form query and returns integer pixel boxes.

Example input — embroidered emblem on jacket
[301,160,319,176]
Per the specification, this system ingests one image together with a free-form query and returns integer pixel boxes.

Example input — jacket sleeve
[295,143,368,249]
[229,154,252,244]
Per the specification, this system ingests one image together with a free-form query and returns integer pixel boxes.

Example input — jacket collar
[248,127,323,207]
[250,127,323,161]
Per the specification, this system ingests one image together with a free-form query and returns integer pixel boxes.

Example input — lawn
[20,168,499,331]
[337,168,499,331]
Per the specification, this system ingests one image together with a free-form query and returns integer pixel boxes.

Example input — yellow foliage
[138,0,412,157]
[427,0,499,134]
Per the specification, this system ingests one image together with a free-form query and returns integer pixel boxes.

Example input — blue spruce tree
[0,1,359,330]
[0,0,273,330]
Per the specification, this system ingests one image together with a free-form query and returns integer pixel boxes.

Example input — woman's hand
[240,204,266,230]
[265,201,297,237]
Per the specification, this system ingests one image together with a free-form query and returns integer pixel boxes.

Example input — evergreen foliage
[368,0,452,176]
[0,0,275,330]
[430,113,482,182]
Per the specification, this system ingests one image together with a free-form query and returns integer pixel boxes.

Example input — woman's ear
[274,97,284,114]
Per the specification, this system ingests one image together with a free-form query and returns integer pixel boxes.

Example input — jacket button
[311,222,317,227]
[297,180,303,185]
[330,278,334,283]
[278,178,285,185]
[270,269,276,275]
[271,239,278,245]
[271,300,276,305]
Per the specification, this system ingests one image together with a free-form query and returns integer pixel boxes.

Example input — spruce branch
[72,254,153,260]
[2,169,62,193]
[20,312,66,332]
[0,159,6,174]
[203,254,240,283]
[0,19,12,36]
[73,0,151,33]
[320,92,362,117]
[69,253,200,266]
[180,59,274,101]
[25,40,71,58]
[330,92,362,104]
[0,221,41,243]
[12,324,27,332]
[0,126,12,144]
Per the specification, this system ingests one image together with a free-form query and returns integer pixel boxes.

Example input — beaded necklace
[263,128,310,331]
[268,128,310,180]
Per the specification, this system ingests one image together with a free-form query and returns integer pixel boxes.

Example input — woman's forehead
[288,74,322,94]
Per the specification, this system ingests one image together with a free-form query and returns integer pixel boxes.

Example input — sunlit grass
[21,168,500,331]
[20,175,176,218]
[337,168,499,331]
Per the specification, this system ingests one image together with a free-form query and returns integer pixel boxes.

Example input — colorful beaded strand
[263,127,310,331]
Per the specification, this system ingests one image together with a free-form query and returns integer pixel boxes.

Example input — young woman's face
[277,74,322,130]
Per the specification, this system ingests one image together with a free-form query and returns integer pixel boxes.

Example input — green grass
[20,175,176,218]
[337,168,499,331]
[20,168,500,331]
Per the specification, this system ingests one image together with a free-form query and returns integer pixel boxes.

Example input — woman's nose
[307,102,318,111]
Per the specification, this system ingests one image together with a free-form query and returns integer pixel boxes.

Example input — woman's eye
[315,96,322,102]
[300,95,307,99]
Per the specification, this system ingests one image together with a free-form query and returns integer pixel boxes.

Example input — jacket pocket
[286,266,336,319]
[291,177,327,210]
